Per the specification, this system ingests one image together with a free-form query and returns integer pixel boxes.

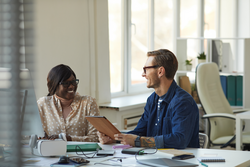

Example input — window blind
[0,0,34,166]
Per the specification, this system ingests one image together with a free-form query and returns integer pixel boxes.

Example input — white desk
[236,111,250,150]
[21,143,250,167]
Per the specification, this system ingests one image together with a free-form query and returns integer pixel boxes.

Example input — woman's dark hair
[47,64,76,96]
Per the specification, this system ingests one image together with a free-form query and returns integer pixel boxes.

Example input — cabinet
[175,38,250,109]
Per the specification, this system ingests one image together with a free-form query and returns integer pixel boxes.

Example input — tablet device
[85,116,121,140]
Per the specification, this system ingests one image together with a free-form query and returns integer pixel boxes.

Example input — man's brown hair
[147,49,178,80]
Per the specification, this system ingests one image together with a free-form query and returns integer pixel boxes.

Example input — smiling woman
[37,64,100,142]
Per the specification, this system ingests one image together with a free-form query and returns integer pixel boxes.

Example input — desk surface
[22,142,250,167]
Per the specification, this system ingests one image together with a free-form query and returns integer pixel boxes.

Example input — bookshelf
[175,37,250,109]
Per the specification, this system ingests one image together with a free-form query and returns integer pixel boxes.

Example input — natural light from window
[131,0,148,85]
[108,0,122,93]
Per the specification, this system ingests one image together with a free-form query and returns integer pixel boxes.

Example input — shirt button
[155,123,157,126]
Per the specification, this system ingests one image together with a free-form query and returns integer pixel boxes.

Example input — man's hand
[97,132,114,144]
[114,134,137,146]
[114,134,156,147]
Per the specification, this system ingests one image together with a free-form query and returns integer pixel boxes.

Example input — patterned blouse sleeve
[37,97,47,134]
[70,96,100,142]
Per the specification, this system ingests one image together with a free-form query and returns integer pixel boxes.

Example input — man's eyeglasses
[59,79,79,87]
[143,65,159,74]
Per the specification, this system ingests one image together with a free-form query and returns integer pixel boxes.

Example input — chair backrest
[196,62,235,143]
[199,133,208,148]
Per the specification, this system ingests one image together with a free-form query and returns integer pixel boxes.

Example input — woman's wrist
[66,135,72,141]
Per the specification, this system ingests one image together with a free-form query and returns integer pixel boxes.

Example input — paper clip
[112,145,131,149]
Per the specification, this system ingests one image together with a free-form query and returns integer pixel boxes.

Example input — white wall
[34,0,111,104]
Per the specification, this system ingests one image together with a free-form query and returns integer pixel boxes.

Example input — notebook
[159,149,193,157]
[137,158,198,167]
[197,157,225,162]
[67,143,102,152]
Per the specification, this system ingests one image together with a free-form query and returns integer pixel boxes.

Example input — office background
[32,0,250,104]
[1,0,250,166]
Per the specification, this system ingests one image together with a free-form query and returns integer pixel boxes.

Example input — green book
[236,76,243,106]
[227,75,236,106]
[67,143,102,152]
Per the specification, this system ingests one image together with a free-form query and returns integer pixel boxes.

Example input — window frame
[110,0,222,98]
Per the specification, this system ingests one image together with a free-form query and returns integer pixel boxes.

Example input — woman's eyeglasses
[59,79,79,87]
[143,65,159,74]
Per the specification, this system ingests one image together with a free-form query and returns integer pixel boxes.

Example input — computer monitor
[0,68,44,139]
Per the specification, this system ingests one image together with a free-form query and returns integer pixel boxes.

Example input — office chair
[199,133,208,148]
[196,62,250,149]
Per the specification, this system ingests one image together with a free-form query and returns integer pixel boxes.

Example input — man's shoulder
[173,87,197,105]
[147,92,157,101]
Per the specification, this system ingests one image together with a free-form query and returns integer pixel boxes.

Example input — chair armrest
[202,113,236,120]
[233,108,250,114]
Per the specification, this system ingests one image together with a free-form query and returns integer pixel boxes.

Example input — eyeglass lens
[143,66,159,74]
[61,79,79,87]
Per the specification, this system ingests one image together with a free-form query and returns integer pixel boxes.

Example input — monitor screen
[0,68,44,140]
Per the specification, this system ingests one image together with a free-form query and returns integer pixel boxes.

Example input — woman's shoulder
[37,95,53,104]
[75,93,96,102]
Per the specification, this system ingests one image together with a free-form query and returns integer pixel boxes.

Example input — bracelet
[58,133,67,141]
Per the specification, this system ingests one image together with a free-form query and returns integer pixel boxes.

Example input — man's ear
[158,66,165,78]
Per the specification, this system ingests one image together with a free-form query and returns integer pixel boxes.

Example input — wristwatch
[134,136,141,147]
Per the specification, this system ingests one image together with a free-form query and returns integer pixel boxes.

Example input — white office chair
[199,133,208,148]
[196,62,250,149]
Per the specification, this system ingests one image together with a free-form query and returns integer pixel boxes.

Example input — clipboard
[85,116,121,139]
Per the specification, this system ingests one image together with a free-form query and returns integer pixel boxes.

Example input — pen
[199,161,208,167]
[112,145,131,149]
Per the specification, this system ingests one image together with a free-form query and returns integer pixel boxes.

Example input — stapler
[29,134,67,156]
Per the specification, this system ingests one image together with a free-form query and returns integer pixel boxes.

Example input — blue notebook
[220,75,227,97]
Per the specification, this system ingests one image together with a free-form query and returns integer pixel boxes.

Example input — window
[109,0,173,96]
[108,0,123,93]
[108,0,221,97]
[204,0,216,37]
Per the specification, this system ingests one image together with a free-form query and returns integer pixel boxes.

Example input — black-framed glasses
[59,79,79,87]
[143,65,159,74]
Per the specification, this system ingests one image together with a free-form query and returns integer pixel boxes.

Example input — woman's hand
[66,135,72,141]
[38,132,59,140]
[47,135,59,140]
[97,131,114,144]
[38,131,49,140]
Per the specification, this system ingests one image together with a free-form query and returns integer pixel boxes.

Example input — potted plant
[185,59,192,71]
[197,52,206,64]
